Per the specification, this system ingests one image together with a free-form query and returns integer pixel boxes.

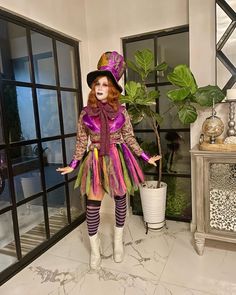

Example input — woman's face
[95,76,109,102]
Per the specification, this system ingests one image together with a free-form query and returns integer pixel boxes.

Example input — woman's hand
[148,155,162,167]
[56,166,74,175]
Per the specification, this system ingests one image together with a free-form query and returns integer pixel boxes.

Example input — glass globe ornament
[202,111,224,144]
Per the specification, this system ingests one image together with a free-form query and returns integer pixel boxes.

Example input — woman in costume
[57,51,161,270]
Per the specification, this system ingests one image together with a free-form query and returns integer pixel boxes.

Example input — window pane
[159,85,190,129]
[10,144,42,202]
[37,89,60,138]
[0,20,30,82]
[42,140,63,188]
[3,85,36,143]
[126,39,155,83]
[163,175,191,220]
[47,186,68,235]
[0,210,18,272]
[222,28,236,67]
[61,91,78,134]
[156,32,189,83]
[65,137,77,179]
[216,5,231,43]
[31,31,56,85]
[17,197,46,256]
[69,180,85,221]
[160,131,190,174]
[217,58,231,89]
[0,103,4,143]
[0,149,11,209]
[57,42,76,88]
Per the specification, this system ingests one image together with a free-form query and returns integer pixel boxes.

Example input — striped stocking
[114,194,127,227]
[86,199,101,236]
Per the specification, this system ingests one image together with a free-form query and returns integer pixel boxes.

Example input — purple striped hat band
[100,65,119,81]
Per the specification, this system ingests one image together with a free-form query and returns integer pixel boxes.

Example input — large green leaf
[119,95,135,104]
[128,105,145,124]
[125,81,141,99]
[133,89,158,106]
[147,90,159,100]
[167,64,197,94]
[194,85,225,106]
[127,60,141,75]
[178,104,197,124]
[134,49,153,75]
[167,87,191,102]
[154,61,168,72]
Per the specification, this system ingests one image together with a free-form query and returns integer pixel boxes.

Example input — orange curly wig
[87,76,121,111]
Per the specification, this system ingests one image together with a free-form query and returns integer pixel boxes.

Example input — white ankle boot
[89,233,101,270]
[114,226,124,263]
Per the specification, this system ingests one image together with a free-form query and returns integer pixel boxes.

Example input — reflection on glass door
[31,31,56,86]
[0,20,31,82]
[0,211,17,272]
[0,11,84,284]
[37,89,60,138]
[3,86,36,142]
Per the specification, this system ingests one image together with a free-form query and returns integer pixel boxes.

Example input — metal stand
[145,220,166,234]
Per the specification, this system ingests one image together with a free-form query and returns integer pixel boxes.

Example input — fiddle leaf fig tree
[167,64,225,124]
[120,49,167,188]
[120,50,225,189]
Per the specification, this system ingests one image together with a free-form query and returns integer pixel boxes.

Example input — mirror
[216,0,236,90]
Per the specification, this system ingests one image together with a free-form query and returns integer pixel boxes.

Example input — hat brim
[87,70,123,92]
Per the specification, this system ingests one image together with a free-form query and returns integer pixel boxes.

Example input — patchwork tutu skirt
[74,143,145,200]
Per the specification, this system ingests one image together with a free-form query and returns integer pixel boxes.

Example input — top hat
[87,51,126,92]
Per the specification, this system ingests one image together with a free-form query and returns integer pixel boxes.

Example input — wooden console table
[190,146,236,255]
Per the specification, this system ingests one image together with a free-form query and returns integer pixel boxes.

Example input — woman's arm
[121,108,161,165]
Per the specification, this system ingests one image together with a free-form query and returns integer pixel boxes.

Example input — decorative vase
[139,181,167,233]
[202,114,224,144]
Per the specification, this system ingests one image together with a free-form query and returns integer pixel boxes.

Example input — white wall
[189,0,228,147]
[84,0,188,97]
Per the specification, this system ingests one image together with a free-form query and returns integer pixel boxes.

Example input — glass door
[0,11,85,284]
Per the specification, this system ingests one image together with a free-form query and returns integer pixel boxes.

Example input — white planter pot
[139,181,167,230]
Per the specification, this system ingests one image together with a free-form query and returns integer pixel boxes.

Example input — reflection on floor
[1,213,236,294]
[0,206,66,267]
[0,164,84,272]
[0,209,67,256]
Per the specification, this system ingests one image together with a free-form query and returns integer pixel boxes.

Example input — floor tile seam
[34,251,89,265]
[158,279,216,295]
[157,229,178,282]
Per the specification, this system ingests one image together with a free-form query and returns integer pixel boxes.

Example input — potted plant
[121,49,225,232]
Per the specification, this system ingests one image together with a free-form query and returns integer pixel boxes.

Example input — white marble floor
[1,213,236,295]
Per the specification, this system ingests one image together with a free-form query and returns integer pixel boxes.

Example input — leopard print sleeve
[121,108,143,157]
[72,110,89,161]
